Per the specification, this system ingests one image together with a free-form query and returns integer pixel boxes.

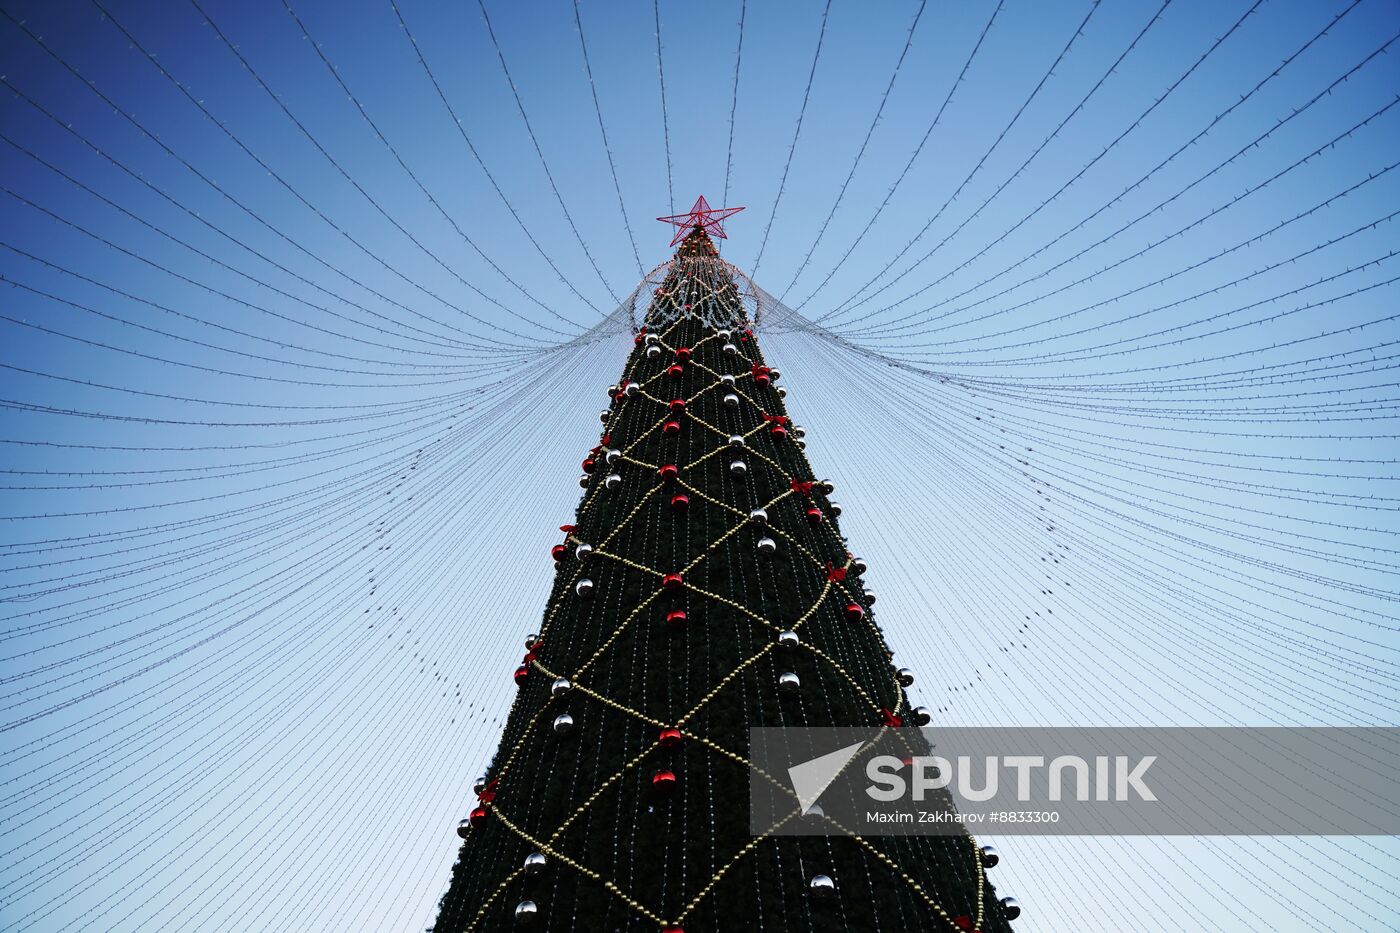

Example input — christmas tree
[434,199,1015,932]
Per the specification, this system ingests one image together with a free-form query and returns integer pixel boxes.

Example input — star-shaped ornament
[657,195,746,247]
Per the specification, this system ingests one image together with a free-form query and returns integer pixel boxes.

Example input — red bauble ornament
[771,425,787,440]
[663,927,685,933]
[667,364,684,379]
[659,464,680,482]
[659,727,683,748]
[669,398,686,412]
[551,544,566,562]
[513,665,530,686]
[663,420,681,437]
[754,372,771,387]
[470,805,489,828]
[582,458,596,474]
[665,609,687,630]
[670,493,689,513]
[662,572,683,591]
[675,347,692,362]
[652,769,677,792]
[844,603,864,622]
[806,507,823,525]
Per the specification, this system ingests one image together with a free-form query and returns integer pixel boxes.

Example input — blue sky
[1,0,1398,930]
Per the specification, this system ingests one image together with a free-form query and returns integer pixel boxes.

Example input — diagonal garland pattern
[433,226,1014,932]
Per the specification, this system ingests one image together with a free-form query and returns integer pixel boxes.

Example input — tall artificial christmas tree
[434,198,1015,932]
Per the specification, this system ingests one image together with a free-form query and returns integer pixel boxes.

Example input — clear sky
[1,0,1397,930]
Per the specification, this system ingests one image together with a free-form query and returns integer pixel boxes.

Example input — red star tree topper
[657,194,746,247]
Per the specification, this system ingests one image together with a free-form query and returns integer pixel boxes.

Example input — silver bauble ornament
[552,712,574,735]
[575,578,594,598]
[756,536,777,556]
[551,678,572,698]
[723,342,738,354]
[896,667,914,687]
[604,473,622,490]
[472,775,487,795]
[646,344,662,359]
[723,393,740,408]
[515,900,539,922]
[1001,896,1021,920]
[777,630,800,648]
[574,542,593,560]
[809,874,836,898]
[727,434,745,447]
[599,410,610,423]
[778,671,800,693]
[730,460,747,476]
[523,852,547,875]
[578,474,591,488]
[748,508,768,522]
[913,706,932,727]
[720,374,736,386]
[980,844,1000,868]
[777,386,787,397]
[828,501,842,516]
[604,447,622,464]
